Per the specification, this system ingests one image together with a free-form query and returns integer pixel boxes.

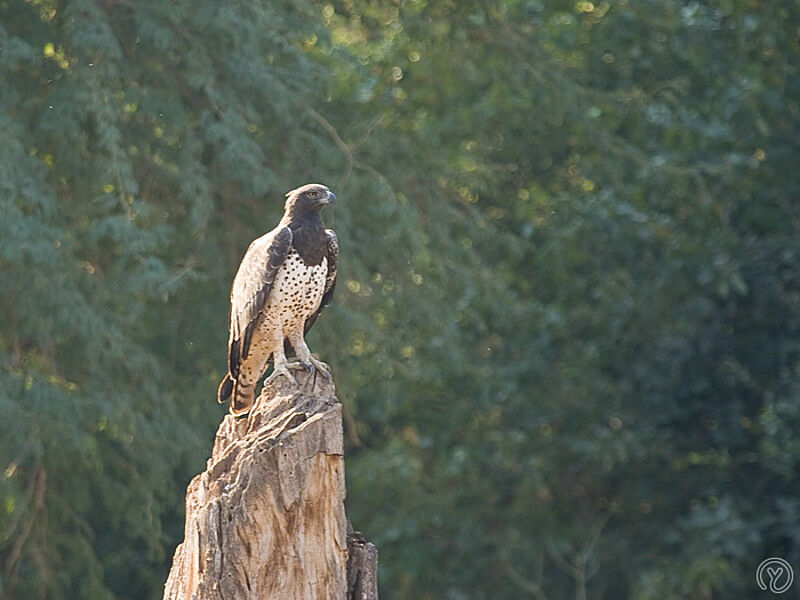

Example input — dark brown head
[283,183,336,220]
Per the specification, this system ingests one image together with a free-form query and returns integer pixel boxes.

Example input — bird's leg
[264,344,298,387]
[287,331,331,379]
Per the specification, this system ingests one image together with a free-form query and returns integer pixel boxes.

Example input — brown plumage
[217,184,338,415]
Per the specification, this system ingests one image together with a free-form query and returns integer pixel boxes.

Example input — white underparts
[240,250,327,385]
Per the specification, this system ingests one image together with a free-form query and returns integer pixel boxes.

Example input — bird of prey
[217,183,338,416]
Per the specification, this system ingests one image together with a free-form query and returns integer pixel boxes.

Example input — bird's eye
[308,190,318,198]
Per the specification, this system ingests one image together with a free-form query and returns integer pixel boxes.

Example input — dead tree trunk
[163,371,378,600]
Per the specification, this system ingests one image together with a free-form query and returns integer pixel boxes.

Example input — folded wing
[228,226,293,379]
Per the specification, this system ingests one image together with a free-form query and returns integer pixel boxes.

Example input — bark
[346,525,379,600]
[163,370,377,600]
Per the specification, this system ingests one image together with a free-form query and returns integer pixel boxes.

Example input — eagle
[217,183,338,416]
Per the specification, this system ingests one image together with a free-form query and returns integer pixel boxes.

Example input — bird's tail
[218,374,255,416]
[217,374,234,403]
[230,379,256,417]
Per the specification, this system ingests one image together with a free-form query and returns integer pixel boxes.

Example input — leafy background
[1,0,799,598]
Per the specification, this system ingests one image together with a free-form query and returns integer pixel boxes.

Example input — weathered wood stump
[163,370,377,600]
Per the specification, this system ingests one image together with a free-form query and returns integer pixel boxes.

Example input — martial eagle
[217,184,338,415]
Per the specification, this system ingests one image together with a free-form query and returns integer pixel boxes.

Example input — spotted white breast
[266,249,328,331]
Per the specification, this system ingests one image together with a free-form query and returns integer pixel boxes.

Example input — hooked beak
[312,190,335,209]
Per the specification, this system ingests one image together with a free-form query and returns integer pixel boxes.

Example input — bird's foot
[284,360,319,391]
[309,356,331,378]
[285,359,308,369]
[285,357,330,378]
[283,357,330,389]
[264,362,298,387]
[285,359,313,376]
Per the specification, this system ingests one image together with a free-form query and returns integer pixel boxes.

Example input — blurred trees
[0,0,798,598]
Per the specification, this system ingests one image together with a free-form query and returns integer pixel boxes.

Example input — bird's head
[283,183,336,218]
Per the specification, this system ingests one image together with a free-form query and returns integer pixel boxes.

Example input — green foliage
[0,0,798,598]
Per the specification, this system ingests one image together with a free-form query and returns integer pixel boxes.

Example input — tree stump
[163,371,377,600]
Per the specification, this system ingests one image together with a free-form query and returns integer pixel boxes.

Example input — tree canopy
[1,0,799,598]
